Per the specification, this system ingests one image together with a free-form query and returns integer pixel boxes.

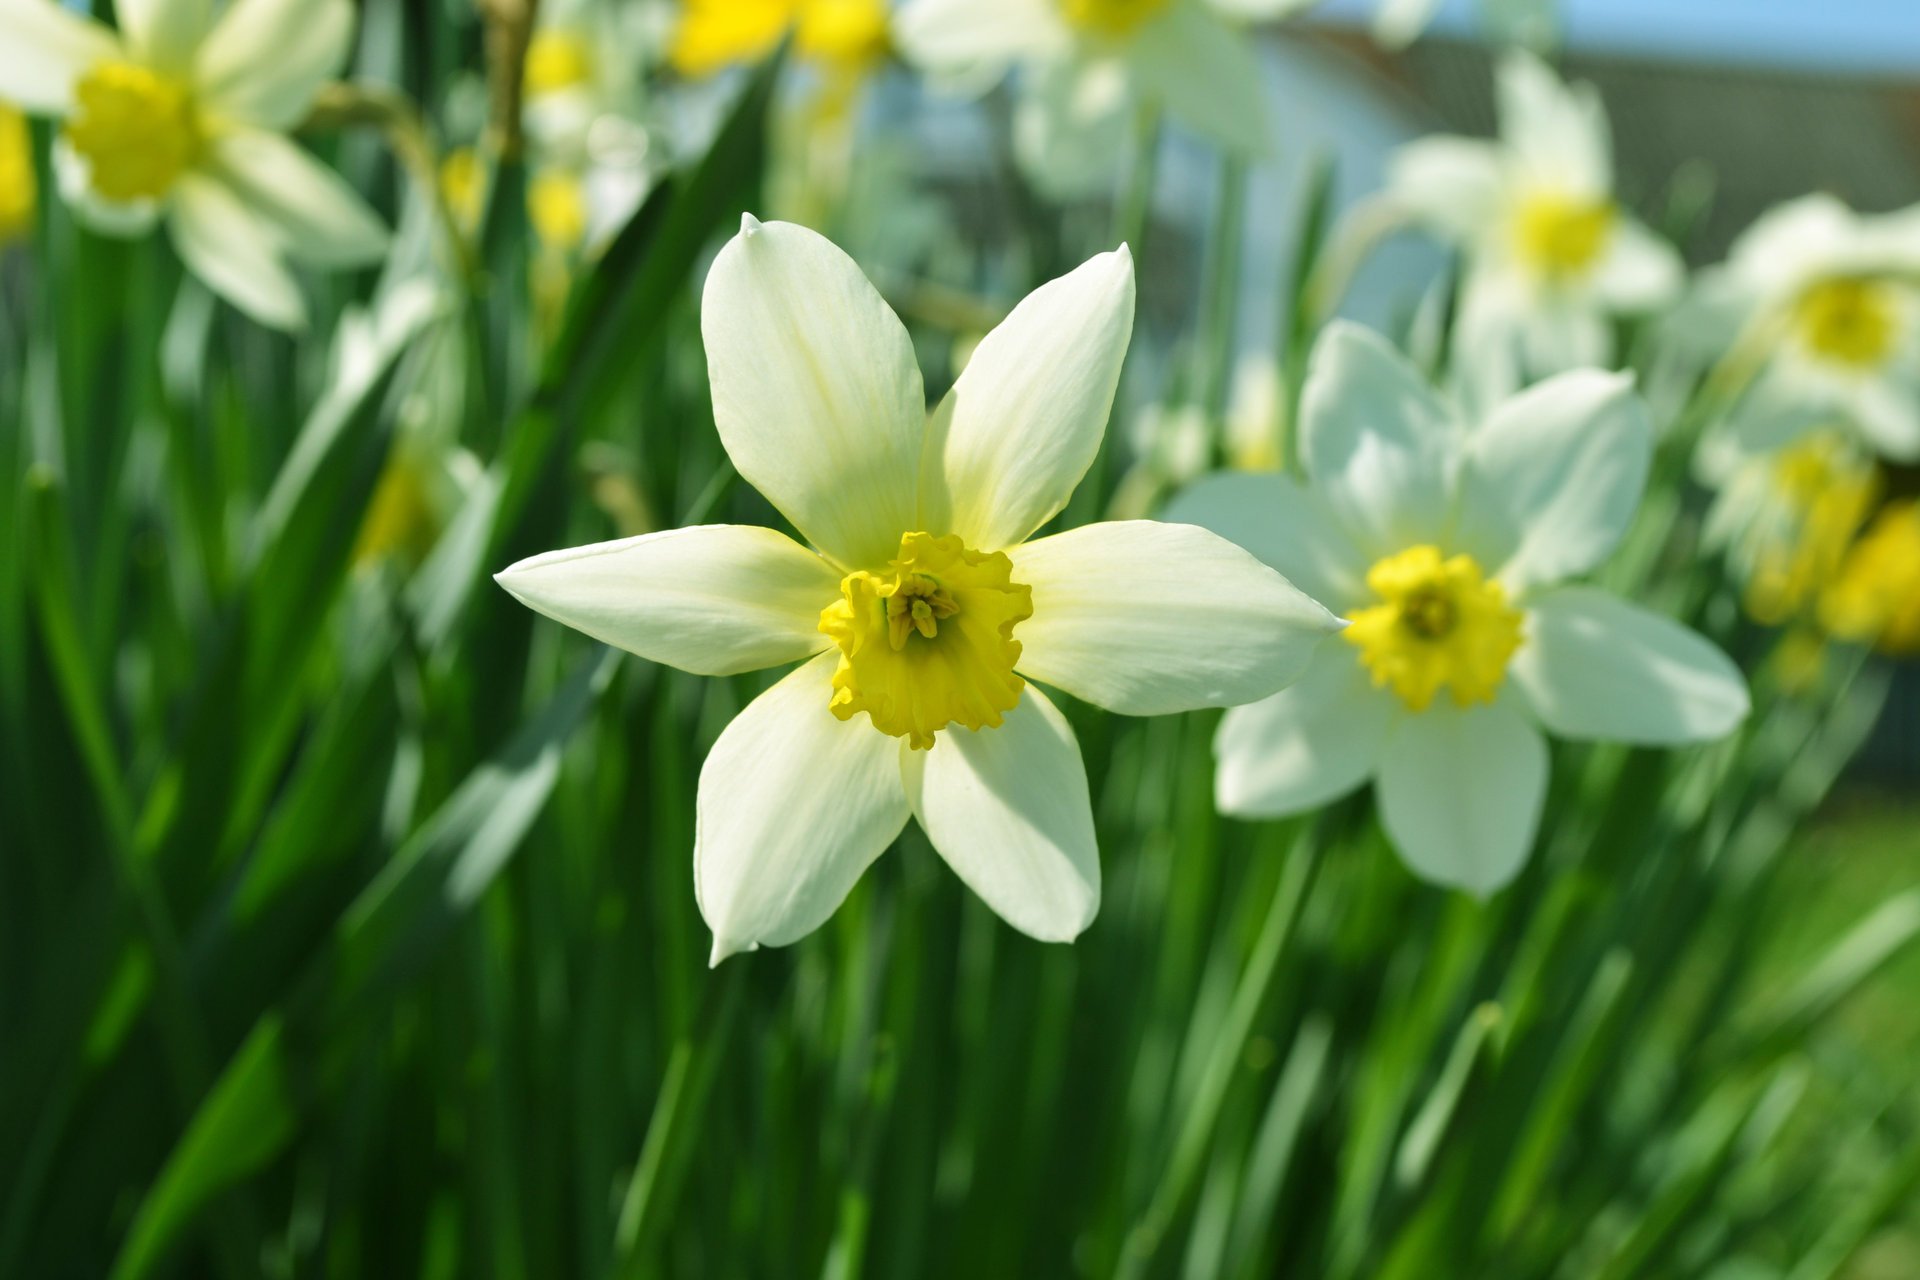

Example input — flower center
[64,61,200,203]
[524,30,597,97]
[1343,546,1523,712]
[818,532,1033,750]
[1795,277,1897,368]
[1059,0,1171,38]
[0,104,33,244]
[1513,191,1615,281]
[796,0,891,69]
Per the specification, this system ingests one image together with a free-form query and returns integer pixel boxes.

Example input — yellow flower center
[1343,546,1524,712]
[524,30,597,98]
[1795,277,1897,368]
[818,532,1033,750]
[1059,0,1171,38]
[796,0,891,69]
[0,104,34,244]
[65,61,200,203]
[1513,191,1615,281]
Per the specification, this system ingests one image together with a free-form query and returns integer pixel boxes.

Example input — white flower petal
[702,216,925,570]
[905,685,1097,942]
[167,174,306,330]
[1214,642,1393,817]
[196,0,354,129]
[495,524,841,676]
[1127,2,1272,158]
[1510,587,1750,745]
[891,0,1068,76]
[1205,0,1318,18]
[1010,519,1342,717]
[697,653,911,963]
[1457,370,1652,592]
[118,0,208,75]
[1377,699,1547,896]
[1847,377,1920,463]
[1160,471,1370,610]
[1591,217,1684,312]
[1299,321,1461,557]
[206,130,388,267]
[53,137,163,236]
[1497,49,1610,195]
[1011,57,1132,202]
[1385,137,1506,242]
[923,247,1135,550]
[0,0,118,112]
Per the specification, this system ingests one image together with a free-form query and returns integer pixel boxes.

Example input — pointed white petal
[53,138,163,236]
[906,685,1097,942]
[1847,377,1920,463]
[1010,519,1342,717]
[206,130,388,267]
[1376,699,1546,896]
[1373,0,1443,47]
[1457,370,1652,592]
[1385,136,1506,242]
[1214,642,1393,817]
[924,248,1135,550]
[167,174,306,330]
[1497,48,1610,194]
[1510,587,1750,745]
[496,525,841,676]
[697,653,911,963]
[891,0,1067,75]
[0,0,118,112]
[1298,321,1462,557]
[196,0,354,129]
[1160,470,1369,610]
[1591,217,1684,312]
[1127,3,1272,158]
[117,0,208,75]
[702,216,925,570]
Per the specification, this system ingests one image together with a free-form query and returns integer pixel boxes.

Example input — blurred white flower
[894,0,1312,196]
[0,0,388,329]
[1383,51,1681,402]
[1167,323,1748,894]
[1686,194,1920,464]
[497,217,1338,961]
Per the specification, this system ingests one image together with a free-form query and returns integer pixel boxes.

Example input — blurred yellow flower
[672,0,889,79]
[439,147,485,231]
[1820,499,1920,656]
[528,168,588,251]
[1740,432,1880,627]
[0,103,33,244]
[524,28,596,98]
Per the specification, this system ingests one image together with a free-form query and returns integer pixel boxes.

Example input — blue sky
[1312,0,1920,76]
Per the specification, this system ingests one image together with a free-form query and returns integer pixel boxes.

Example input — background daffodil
[1381,51,1683,405]
[0,0,388,329]
[498,217,1339,962]
[1166,322,1750,895]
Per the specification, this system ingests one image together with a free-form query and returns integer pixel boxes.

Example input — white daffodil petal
[208,131,388,267]
[118,0,208,75]
[905,685,1098,943]
[1214,642,1393,817]
[1373,0,1443,47]
[1011,520,1342,717]
[1127,3,1273,159]
[1206,0,1319,18]
[1160,471,1369,610]
[702,216,925,570]
[0,0,119,112]
[1497,48,1610,194]
[924,247,1135,550]
[1012,57,1133,203]
[168,175,306,330]
[53,138,163,237]
[1511,587,1750,745]
[1385,137,1506,241]
[1459,370,1651,592]
[1299,321,1461,556]
[1377,699,1546,896]
[495,524,841,677]
[196,0,354,129]
[892,0,1068,76]
[696,653,911,963]
[1848,378,1920,463]
[1592,217,1684,312]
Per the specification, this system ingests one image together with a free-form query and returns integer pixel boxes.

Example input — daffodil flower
[670,0,893,82]
[1821,499,1920,656]
[894,0,1311,196]
[0,102,34,245]
[0,0,387,329]
[1685,194,1920,464]
[1166,323,1749,894]
[497,217,1339,960]
[1382,52,1681,402]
